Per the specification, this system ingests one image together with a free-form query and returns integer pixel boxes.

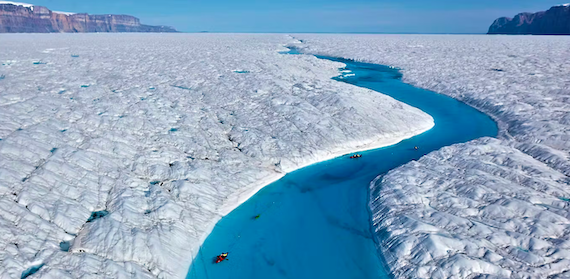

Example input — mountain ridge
[488,4,570,35]
[0,1,177,33]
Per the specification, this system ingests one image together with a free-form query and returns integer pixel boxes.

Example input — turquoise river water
[186,49,498,279]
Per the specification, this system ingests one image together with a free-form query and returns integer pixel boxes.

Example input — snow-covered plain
[296,34,570,278]
[0,34,433,278]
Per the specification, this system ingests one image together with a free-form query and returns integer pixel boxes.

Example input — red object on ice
[215,255,228,263]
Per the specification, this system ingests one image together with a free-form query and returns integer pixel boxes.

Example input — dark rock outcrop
[0,2,177,33]
[488,4,570,35]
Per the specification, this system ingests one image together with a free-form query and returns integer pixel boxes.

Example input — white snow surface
[296,34,570,278]
[0,1,74,14]
[0,1,33,10]
[52,11,75,16]
[0,34,433,278]
[373,138,570,278]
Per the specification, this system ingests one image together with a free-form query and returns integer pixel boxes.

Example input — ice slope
[295,34,570,278]
[0,34,433,278]
[372,138,570,278]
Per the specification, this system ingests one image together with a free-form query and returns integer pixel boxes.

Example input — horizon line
[182,31,488,35]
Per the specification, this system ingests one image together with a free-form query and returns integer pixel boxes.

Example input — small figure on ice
[215,252,229,263]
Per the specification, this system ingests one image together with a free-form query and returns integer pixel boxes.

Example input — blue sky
[31,0,564,33]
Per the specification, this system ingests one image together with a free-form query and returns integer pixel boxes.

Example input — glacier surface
[0,34,433,278]
[296,34,570,278]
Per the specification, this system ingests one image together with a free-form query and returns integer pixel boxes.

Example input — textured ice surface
[0,34,433,278]
[296,34,570,278]
[372,138,570,278]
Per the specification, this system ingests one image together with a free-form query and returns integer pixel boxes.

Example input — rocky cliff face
[488,4,570,35]
[0,2,176,33]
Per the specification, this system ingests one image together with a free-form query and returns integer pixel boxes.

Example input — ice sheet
[0,33,433,278]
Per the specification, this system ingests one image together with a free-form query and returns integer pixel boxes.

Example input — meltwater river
[187,49,498,279]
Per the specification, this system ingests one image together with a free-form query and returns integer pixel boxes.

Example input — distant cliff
[0,2,177,33]
[488,4,570,35]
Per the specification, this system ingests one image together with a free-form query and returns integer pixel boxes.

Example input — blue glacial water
[186,49,498,279]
